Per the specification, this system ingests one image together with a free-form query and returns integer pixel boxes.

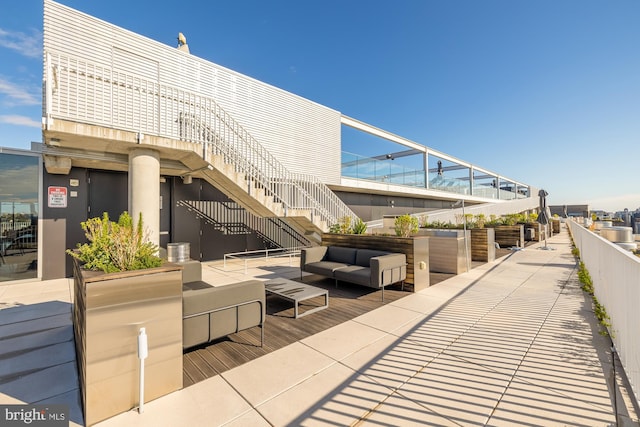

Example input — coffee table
[265,278,329,318]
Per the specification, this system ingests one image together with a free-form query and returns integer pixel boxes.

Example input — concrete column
[128,148,160,246]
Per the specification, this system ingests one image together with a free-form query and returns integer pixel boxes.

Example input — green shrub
[329,223,342,233]
[352,218,367,234]
[329,216,367,234]
[503,213,525,225]
[394,214,419,237]
[577,261,593,294]
[67,211,162,273]
[592,296,612,335]
[573,254,612,337]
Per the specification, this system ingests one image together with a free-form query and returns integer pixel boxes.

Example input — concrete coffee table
[265,278,329,318]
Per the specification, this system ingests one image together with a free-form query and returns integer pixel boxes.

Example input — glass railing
[342,151,527,200]
[341,152,425,187]
[428,174,471,195]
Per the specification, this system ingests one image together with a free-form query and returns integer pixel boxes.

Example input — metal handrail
[223,247,303,274]
[45,51,356,230]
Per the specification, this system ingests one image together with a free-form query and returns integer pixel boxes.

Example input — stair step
[203,155,329,245]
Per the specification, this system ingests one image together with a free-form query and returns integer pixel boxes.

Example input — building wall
[335,191,453,222]
[44,0,342,184]
[41,166,285,278]
[549,204,589,218]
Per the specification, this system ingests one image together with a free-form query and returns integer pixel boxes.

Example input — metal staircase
[44,52,358,244]
[177,200,311,249]
[176,107,356,243]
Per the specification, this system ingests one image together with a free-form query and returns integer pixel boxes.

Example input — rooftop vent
[177,32,190,53]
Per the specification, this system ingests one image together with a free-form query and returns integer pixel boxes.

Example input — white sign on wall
[48,186,68,208]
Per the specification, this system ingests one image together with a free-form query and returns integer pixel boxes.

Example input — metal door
[172,177,201,260]
[160,178,171,248]
[88,170,128,220]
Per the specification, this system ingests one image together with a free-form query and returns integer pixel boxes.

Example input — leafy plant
[338,216,353,234]
[576,259,612,337]
[329,216,365,234]
[394,214,419,237]
[475,214,486,229]
[592,296,612,335]
[351,218,368,234]
[464,213,473,225]
[67,211,162,273]
[329,223,342,234]
[578,261,593,294]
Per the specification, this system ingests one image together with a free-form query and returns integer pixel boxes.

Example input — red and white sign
[48,186,68,208]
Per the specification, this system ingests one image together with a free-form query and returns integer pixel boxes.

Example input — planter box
[470,228,495,262]
[551,219,561,234]
[416,229,469,274]
[73,260,183,426]
[491,225,524,249]
[321,233,429,292]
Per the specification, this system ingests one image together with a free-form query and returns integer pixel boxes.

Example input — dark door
[88,170,128,220]
[172,177,201,260]
[160,178,171,248]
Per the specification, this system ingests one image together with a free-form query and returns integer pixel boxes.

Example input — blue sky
[1,1,639,212]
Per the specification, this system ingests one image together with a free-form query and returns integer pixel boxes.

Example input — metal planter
[72,260,183,426]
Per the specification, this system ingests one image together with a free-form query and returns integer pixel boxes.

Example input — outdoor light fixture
[137,328,148,414]
[182,175,193,184]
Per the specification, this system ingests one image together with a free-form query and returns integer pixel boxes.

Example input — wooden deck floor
[183,276,409,387]
[182,252,517,387]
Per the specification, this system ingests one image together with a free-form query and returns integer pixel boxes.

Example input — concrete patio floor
[1,228,638,426]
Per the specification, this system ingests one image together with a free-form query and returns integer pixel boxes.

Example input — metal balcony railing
[45,52,356,230]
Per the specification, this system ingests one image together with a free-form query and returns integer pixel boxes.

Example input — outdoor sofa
[179,260,265,349]
[300,246,406,301]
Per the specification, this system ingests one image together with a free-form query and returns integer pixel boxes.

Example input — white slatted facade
[43,0,341,184]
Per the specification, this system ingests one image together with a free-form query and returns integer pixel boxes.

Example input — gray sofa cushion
[334,266,371,287]
[355,249,389,267]
[326,246,357,265]
[304,261,350,277]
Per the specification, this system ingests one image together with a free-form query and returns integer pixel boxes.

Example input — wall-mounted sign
[48,186,68,208]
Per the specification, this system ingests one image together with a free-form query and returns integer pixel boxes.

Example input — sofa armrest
[300,246,328,268]
[370,254,407,287]
[183,280,265,318]
[183,280,265,349]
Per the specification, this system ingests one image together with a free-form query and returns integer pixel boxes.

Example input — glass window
[0,153,39,282]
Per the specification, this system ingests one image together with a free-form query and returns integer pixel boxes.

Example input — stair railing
[176,199,310,248]
[46,51,356,229]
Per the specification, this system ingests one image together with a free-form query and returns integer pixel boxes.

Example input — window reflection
[0,153,39,282]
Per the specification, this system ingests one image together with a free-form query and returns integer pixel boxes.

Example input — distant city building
[549,204,589,218]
